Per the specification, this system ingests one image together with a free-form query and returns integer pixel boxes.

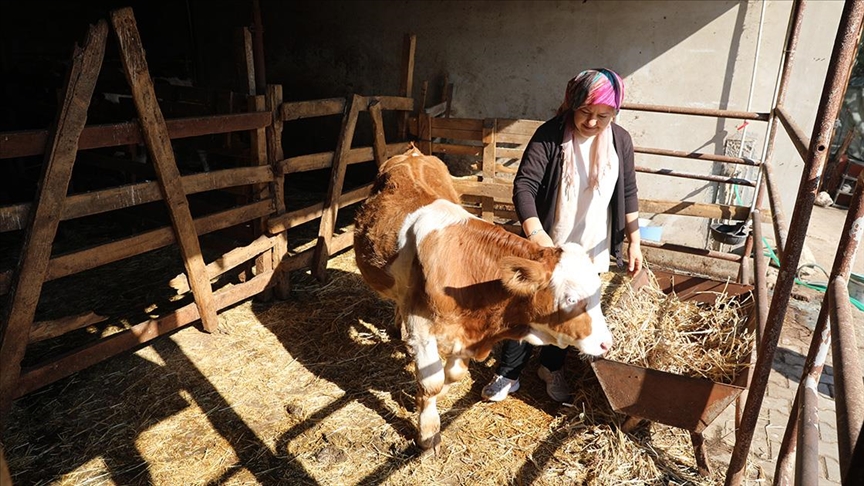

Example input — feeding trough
[592,268,757,474]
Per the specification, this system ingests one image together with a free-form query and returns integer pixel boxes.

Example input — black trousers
[496,339,567,380]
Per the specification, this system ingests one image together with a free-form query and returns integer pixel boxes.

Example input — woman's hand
[529,229,555,248]
[627,240,643,275]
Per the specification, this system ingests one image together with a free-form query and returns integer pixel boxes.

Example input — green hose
[761,236,864,311]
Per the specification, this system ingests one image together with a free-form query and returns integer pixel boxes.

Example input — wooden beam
[0,166,273,233]
[111,7,218,331]
[235,27,255,96]
[249,94,273,301]
[0,20,107,419]
[266,84,290,299]
[639,199,756,220]
[398,33,416,140]
[45,200,273,284]
[281,98,346,121]
[14,270,274,399]
[312,94,361,280]
[369,99,388,167]
[169,234,276,294]
[29,311,108,344]
[267,183,372,234]
[0,112,272,160]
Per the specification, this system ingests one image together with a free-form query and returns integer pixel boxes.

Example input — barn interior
[0,1,862,485]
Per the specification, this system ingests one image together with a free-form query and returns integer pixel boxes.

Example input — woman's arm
[625,212,642,274]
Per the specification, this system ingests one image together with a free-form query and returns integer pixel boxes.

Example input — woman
[481,68,643,403]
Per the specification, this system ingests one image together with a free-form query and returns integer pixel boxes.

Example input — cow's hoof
[416,432,441,455]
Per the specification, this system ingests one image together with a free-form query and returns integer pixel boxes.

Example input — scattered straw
[604,269,755,384]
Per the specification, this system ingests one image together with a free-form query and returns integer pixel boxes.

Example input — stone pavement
[705,205,862,484]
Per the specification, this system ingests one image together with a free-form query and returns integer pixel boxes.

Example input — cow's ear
[500,256,550,296]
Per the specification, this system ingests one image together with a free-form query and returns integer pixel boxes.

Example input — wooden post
[265,84,290,299]
[111,7,219,332]
[368,98,388,167]
[0,20,108,418]
[398,33,416,140]
[249,94,273,301]
[251,0,267,96]
[235,27,256,96]
[481,118,497,222]
[312,94,362,281]
[418,111,432,156]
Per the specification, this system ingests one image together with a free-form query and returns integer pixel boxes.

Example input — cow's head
[500,243,612,356]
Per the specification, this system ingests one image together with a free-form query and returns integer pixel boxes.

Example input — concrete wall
[262,0,846,248]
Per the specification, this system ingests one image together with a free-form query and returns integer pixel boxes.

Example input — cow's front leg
[443,356,468,385]
[408,315,444,452]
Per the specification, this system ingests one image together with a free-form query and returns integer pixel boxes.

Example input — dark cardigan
[512,114,639,267]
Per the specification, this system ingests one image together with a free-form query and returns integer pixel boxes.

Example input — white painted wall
[265,0,846,248]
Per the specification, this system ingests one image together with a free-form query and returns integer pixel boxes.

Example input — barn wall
[261,0,846,248]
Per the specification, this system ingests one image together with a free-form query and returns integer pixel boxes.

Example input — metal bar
[830,276,864,479]
[635,166,756,186]
[635,146,760,166]
[725,2,864,485]
[762,160,790,262]
[774,155,864,486]
[621,102,769,121]
[774,104,811,161]
[751,210,769,342]
[796,367,820,486]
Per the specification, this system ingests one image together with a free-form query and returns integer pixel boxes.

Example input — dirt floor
[2,205,858,486]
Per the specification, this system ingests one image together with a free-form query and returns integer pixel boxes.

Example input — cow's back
[354,147,460,295]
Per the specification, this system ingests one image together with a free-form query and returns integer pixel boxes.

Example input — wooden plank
[169,234,276,294]
[249,94,272,300]
[452,179,513,204]
[369,99,388,166]
[266,84,290,299]
[0,112,272,160]
[330,227,354,254]
[375,96,414,112]
[112,7,219,332]
[45,200,274,283]
[495,119,543,137]
[267,183,372,234]
[0,166,273,233]
[283,250,314,273]
[418,112,432,155]
[312,94,362,280]
[235,27,255,96]
[481,119,497,221]
[0,20,107,417]
[14,269,274,400]
[282,142,410,174]
[639,199,754,220]
[281,98,346,121]
[431,127,484,142]
[29,311,108,344]
[431,117,484,132]
[398,33,416,140]
[496,146,526,160]
[432,143,482,157]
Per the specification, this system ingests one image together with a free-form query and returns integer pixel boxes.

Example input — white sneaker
[537,365,570,402]
[481,375,520,402]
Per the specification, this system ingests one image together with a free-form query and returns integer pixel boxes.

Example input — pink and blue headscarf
[557,68,625,116]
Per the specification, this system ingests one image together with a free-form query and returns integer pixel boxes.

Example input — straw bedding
[2,250,763,485]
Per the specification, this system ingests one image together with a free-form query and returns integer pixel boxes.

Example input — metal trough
[591,268,757,434]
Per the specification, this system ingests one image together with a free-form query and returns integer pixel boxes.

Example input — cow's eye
[565,295,579,306]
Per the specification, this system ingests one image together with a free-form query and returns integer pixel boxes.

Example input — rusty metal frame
[723,1,864,485]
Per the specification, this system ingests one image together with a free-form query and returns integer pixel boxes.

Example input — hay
[603,269,755,384]
[2,250,764,485]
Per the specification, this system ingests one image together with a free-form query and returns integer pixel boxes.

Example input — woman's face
[572,104,616,138]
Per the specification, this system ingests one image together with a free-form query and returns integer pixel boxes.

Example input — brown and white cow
[354,146,612,452]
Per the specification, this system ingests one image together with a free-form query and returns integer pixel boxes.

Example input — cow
[353,145,612,453]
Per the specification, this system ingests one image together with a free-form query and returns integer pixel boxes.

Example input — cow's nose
[600,340,612,353]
